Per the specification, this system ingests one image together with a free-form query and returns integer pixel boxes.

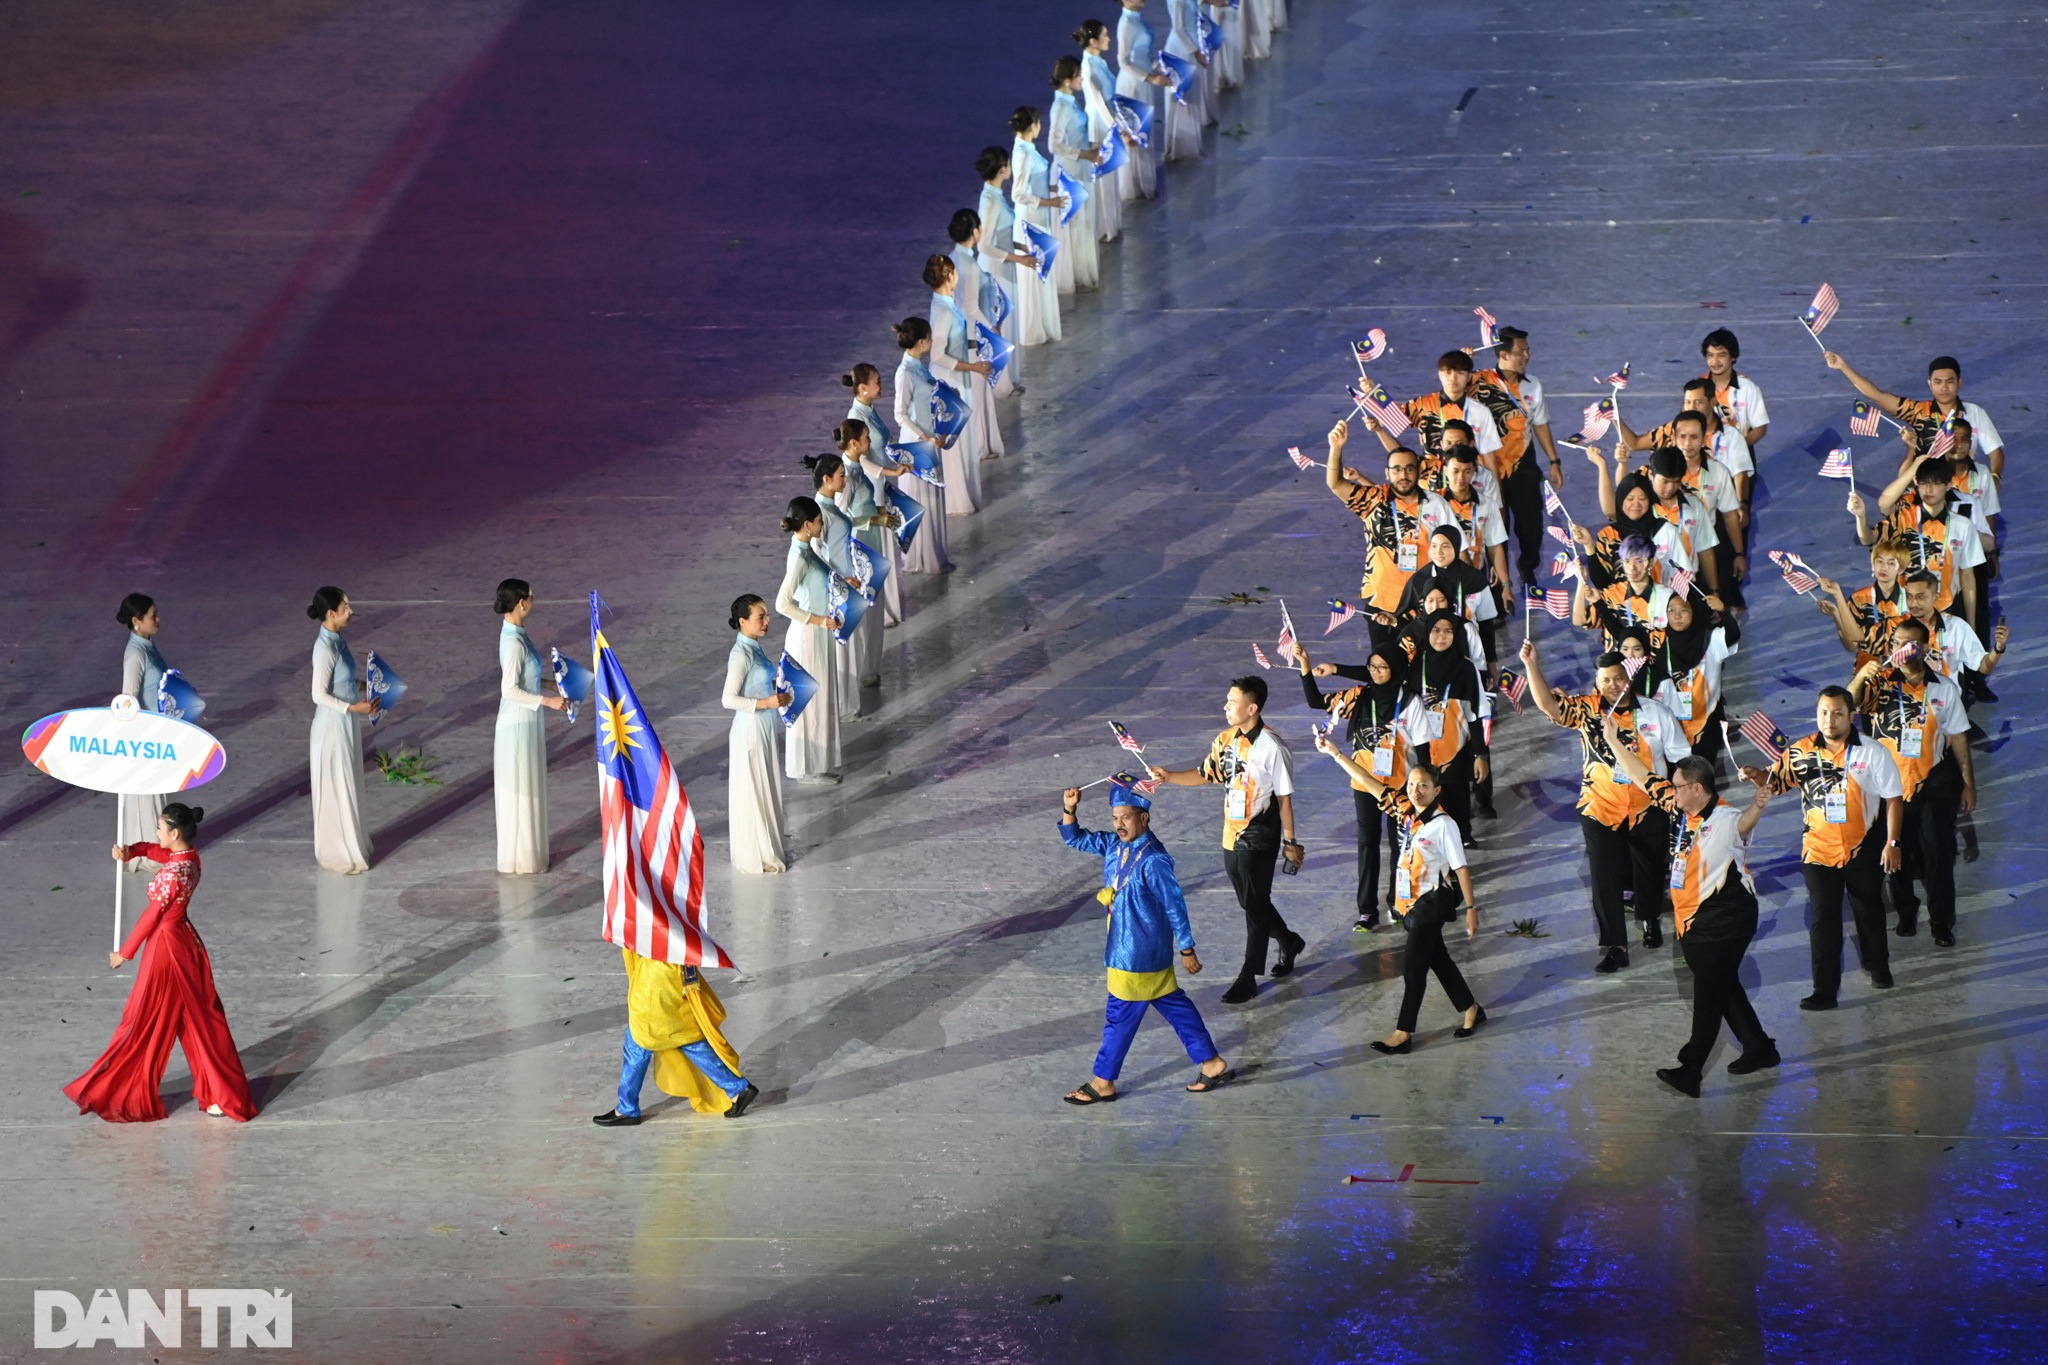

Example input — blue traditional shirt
[1059,822,1195,1000]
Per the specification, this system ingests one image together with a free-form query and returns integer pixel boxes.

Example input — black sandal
[1063,1081,1118,1106]
[1185,1068,1235,1093]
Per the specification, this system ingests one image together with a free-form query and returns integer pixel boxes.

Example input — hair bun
[727,616,743,630]
[801,453,821,470]
[188,807,204,825]
[840,372,856,388]
[307,603,324,620]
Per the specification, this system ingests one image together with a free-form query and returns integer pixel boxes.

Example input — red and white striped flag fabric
[1547,524,1572,546]
[1497,670,1528,714]
[1575,398,1615,443]
[1474,305,1500,348]
[1666,566,1694,599]
[1276,601,1299,665]
[1850,400,1882,438]
[1801,282,1840,335]
[1885,640,1920,669]
[1819,447,1855,479]
[1350,382,1412,436]
[1739,710,1789,763]
[1767,550,1821,595]
[1326,598,1356,634]
[1598,362,1630,391]
[592,600,731,969]
[1621,654,1649,680]
[1112,769,1162,796]
[1108,720,1147,755]
[1543,482,1567,518]
[1252,642,1277,669]
[1287,445,1316,470]
[1353,330,1388,364]
[1543,588,1573,619]
[1928,410,1957,459]
[1552,551,1581,582]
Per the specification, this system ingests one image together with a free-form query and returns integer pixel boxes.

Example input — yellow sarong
[623,948,746,1115]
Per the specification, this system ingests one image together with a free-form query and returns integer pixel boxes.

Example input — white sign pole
[113,801,125,953]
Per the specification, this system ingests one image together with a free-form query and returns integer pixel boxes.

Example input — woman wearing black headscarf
[1640,590,1741,775]
[1396,525,1492,632]
[1300,641,1409,931]
[1397,609,1488,842]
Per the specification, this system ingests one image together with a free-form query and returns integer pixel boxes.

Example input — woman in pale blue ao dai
[493,579,568,875]
[722,593,789,874]
[306,585,379,873]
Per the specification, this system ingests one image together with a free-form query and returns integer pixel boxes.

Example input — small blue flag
[1198,10,1223,52]
[929,379,970,442]
[1054,164,1089,227]
[1094,131,1128,181]
[155,668,206,723]
[850,539,888,602]
[365,650,406,727]
[1019,219,1058,281]
[887,439,945,487]
[973,321,1014,385]
[775,652,818,729]
[831,578,867,643]
[1111,94,1154,147]
[885,484,925,552]
[1155,51,1196,104]
[551,646,594,724]
[979,269,1011,329]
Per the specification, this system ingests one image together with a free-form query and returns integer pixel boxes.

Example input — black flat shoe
[1895,920,1919,937]
[1596,948,1630,975]
[724,1082,760,1118]
[1641,921,1664,949]
[1370,1038,1411,1055]
[1933,928,1956,948]
[1270,932,1307,978]
[1656,1067,1702,1099]
[1727,1046,1781,1075]
[1475,803,1499,820]
[1868,969,1895,989]
[1220,977,1257,1005]
[1799,994,1837,1011]
[1453,1006,1488,1039]
[591,1109,641,1127]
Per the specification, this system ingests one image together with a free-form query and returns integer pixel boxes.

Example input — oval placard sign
[21,708,227,796]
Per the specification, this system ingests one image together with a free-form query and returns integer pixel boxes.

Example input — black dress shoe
[591,1109,642,1127]
[1641,920,1664,949]
[1220,977,1258,1005]
[724,1082,760,1118]
[1798,994,1837,1011]
[1271,932,1307,978]
[1596,947,1630,974]
[1453,1006,1488,1039]
[1933,928,1956,948]
[1727,1045,1782,1075]
[1868,969,1895,989]
[1656,1067,1702,1099]
[1476,802,1499,820]
[1370,1038,1411,1055]
[1895,920,1919,937]
[1353,914,1379,934]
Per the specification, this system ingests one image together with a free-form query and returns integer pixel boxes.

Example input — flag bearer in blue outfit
[1058,776,1233,1104]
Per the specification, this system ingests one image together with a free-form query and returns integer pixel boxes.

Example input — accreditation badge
[1398,541,1418,573]
[1395,867,1412,903]
[1900,726,1924,760]
[1823,788,1848,824]
[1669,855,1688,890]
[1225,781,1249,821]
[1372,741,1394,777]
[1673,689,1693,721]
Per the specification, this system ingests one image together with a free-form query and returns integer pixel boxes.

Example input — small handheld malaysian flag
[1108,720,1146,756]
[1350,381,1412,437]
[1353,330,1388,365]
[1543,587,1574,620]
[1551,551,1582,583]
[1474,306,1500,349]
[1767,550,1822,596]
[1818,447,1855,480]
[1928,409,1957,459]
[1666,566,1695,599]
[1113,769,1162,797]
[1739,710,1790,764]
[1885,640,1921,669]
[1543,482,1567,518]
[1497,670,1528,715]
[1276,600,1300,666]
[1326,598,1356,634]
[1287,445,1316,471]
[1850,400,1883,438]
[1568,398,1615,445]
[1598,362,1631,391]
[1799,282,1839,344]
[1547,524,1572,546]
[1252,642,1277,670]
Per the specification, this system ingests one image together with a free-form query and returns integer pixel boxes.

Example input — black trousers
[1675,930,1770,1077]
[1580,809,1671,947]
[1801,823,1889,998]
[1690,705,1728,779]
[1890,758,1963,933]
[1498,455,1546,588]
[1712,540,1745,609]
[1396,888,1475,1032]
[1224,838,1291,979]
[1438,746,1476,842]
[1351,788,1397,920]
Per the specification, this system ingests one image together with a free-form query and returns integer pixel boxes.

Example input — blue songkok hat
[1109,774,1153,811]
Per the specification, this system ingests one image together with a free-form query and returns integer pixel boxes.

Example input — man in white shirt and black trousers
[1148,675,1306,1005]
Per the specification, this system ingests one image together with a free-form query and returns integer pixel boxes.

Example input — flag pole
[112,800,124,953]
[1800,318,1828,353]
